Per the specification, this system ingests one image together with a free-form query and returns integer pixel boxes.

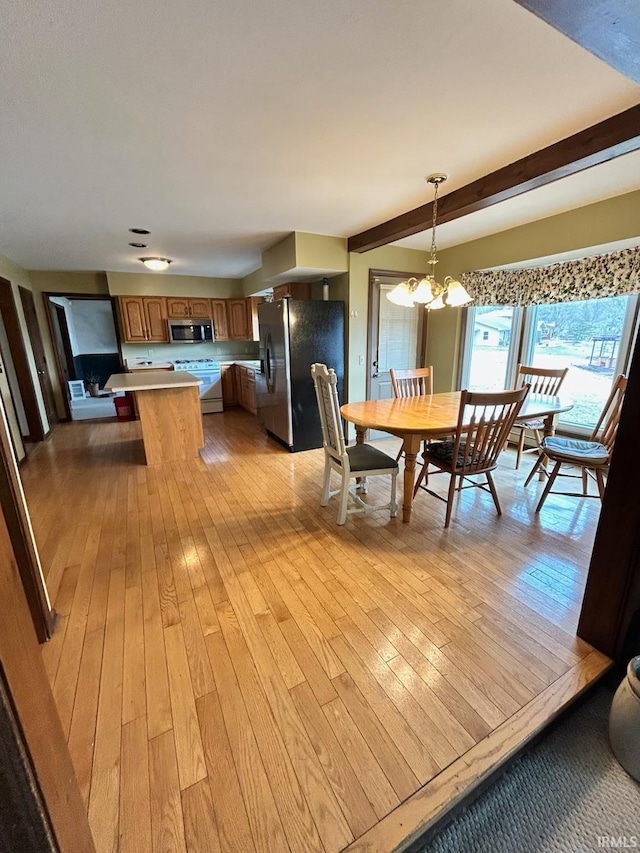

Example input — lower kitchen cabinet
[239,366,257,415]
[222,364,257,413]
[221,364,238,407]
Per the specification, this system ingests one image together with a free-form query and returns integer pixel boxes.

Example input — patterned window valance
[460,246,640,307]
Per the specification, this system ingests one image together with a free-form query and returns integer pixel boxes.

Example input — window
[461,295,638,431]
[523,296,634,429]
[377,286,420,372]
[461,306,521,392]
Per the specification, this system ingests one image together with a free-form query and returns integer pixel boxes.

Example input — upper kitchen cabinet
[272,282,311,300]
[166,297,211,318]
[190,298,211,318]
[227,298,251,340]
[119,296,169,342]
[210,299,229,341]
[248,296,264,341]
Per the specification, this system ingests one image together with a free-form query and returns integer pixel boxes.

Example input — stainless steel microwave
[168,318,214,344]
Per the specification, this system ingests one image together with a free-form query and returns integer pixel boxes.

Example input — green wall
[105,271,242,298]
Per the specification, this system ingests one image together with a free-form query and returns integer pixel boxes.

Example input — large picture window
[461,295,639,432]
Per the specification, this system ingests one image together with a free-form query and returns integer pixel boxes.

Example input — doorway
[366,269,426,436]
[367,270,427,401]
[44,294,122,421]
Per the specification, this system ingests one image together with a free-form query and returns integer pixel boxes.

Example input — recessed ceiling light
[129,242,147,248]
[129,227,150,235]
[139,257,172,271]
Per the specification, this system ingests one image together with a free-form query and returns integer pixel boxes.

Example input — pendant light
[387,174,473,309]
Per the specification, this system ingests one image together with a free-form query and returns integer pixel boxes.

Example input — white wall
[70,300,118,354]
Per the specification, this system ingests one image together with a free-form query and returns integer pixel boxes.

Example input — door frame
[0,278,47,442]
[0,471,94,850]
[43,293,123,422]
[366,268,428,400]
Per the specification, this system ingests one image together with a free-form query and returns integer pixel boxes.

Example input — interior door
[19,288,58,428]
[367,271,425,438]
[368,274,424,401]
[52,304,75,384]
[0,351,25,462]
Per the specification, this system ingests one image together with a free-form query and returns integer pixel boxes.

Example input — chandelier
[387,174,473,309]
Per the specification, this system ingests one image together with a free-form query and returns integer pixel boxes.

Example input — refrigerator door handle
[265,332,275,393]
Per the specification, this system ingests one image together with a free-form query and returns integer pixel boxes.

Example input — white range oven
[172,359,222,413]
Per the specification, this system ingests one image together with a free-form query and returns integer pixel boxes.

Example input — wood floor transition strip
[342,649,611,853]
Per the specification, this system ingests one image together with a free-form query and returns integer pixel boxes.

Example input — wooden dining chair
[524,373,627,512]
[390,366,434,398]
[512,364,569,469]
[413,385,530,528]
[311,363,398,525]
[389,366,449,462]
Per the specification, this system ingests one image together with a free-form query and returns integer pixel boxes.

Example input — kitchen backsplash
[120,341,259,362]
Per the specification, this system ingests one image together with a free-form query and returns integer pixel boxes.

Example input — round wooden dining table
[341,392,573,523]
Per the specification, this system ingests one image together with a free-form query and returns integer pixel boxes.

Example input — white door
[367,272,424,437]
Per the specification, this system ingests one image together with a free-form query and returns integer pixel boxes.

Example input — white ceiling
[0,0,638,279]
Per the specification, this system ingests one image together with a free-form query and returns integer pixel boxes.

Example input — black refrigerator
[256,298,344,452]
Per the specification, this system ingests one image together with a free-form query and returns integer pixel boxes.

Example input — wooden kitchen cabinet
[221,364,237,407]
[211,299,229,341]
[238,365,257,414]
[272,282,311,301]
[227,298,250,339]
[189,298,211,318]
[166,297,211,318]
[248,296,264,341]
[119,296,169,342]
[119,293,259,342]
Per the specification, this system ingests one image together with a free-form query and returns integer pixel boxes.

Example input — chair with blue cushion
[524,373,627,511]
[413,385,530,528]
[311,363,398,525]
[512,364,569,468]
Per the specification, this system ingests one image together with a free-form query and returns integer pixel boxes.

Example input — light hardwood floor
[23,410,610,853]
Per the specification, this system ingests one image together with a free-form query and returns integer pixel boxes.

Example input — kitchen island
[104,371,204,465]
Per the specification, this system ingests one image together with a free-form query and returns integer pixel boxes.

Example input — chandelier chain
[384,171,472,309]
[430,179,439,267]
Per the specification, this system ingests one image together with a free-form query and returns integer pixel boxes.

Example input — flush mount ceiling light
[129,242,147,248]
[129,227,150,235]
[387,174,473,310]
[139,257,172,272]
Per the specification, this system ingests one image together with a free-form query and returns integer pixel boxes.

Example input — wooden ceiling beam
[347,103,640,253]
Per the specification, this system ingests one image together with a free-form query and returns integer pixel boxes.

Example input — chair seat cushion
[424,440,484,468]
[540,435,609,465]
[516,418,545,429]
[346,443,398,472]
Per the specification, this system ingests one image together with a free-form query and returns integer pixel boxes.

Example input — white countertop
[221,360,261,368]
[125,359,174,370]
[105,371,202,392]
